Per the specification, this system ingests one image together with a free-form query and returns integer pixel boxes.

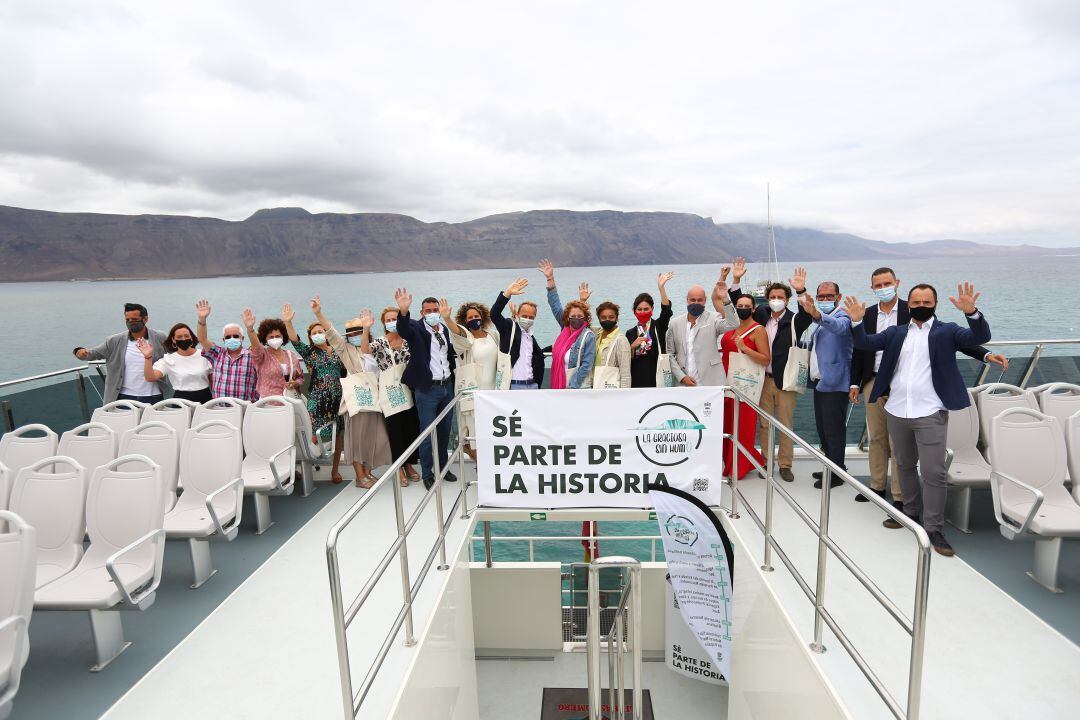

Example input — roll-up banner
[474,387,725,509]
[651,484,735,683]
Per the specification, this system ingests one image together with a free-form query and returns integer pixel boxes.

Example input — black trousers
[813,388,849,471]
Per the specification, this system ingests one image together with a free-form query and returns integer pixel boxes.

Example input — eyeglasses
[223,334,242,340]
[815,294,837,301]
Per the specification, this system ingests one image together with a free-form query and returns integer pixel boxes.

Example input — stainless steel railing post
[762,421,776,572]
[483,520,493,568]
[615,610,625,720]
[458,401,469,520]
[431,422,449,572]
[587,563,603,720]
[326,545,355,718]
[1019,344,1044,388]
[630,564,643,720]
[810,465,833,653]
[390,470,416,647]
[906,545,932,719]
[75,371,91,423]
[728,388,740,519]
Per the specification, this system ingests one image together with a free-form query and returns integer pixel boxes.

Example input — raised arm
[358,309,374,355]
[948,282,991,347]
[282,303,300,343]
[75,336,110,361]
[439,298,465,337]
[844,296,889,352]
[195,299,215,350]
[491,278,526,335]
[241,309,264,361]
[315,296,349,355]
[658,271,674,307]
[137,338,164,382]
[393,288,423,343]
[546,287,566,327]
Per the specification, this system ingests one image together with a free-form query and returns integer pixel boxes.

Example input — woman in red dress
[721,294,772,479]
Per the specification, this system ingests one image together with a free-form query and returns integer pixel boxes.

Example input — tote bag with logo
[593,339,622,390]
[493,320,516,391]
[340,371,381,415]
[781,317,810,394]
[455,343,482,413]
[378,362,414,417]
[727,325,766,404]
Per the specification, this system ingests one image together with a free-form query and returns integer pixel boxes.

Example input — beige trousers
[758,378,797,469]
[863,377,901,498]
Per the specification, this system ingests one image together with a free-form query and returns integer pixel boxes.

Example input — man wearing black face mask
[73,302,170,403]
[847,282,990,557]
[666,276,737,388]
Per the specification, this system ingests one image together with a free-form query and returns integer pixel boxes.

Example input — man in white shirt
[847,282,990,557]
[666,281,736,387]
[73,302,168,403]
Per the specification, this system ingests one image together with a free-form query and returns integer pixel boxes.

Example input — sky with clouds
[0,0,1077,245]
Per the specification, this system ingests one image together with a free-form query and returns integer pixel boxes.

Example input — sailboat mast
[766,183,780,281]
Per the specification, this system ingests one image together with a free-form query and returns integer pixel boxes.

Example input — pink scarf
[550,324,586,390]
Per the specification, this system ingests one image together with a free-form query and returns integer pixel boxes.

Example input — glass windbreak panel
[0,372,106,434]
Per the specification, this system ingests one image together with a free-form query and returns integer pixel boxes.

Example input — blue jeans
[510,382,538,390]
[415,382,454,481]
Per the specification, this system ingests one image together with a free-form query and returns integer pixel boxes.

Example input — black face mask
[736,307,754,320]
[466,319,483,331]
[174,339,195,350]
[126,320,145,333]
[687,303,706,317]
[910,305,935,322]
[600,320,618,332]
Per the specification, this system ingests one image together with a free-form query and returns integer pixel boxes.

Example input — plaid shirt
[203,345,259,402]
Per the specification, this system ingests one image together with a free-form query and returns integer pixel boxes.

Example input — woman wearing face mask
[137,322,212,403]
[311,297,393,488]
[588,297,632,389]
[284,302,346,484]
[369,307,422,484]
[627,272,675,387]
[720,294,771,480]
[538,258,596,389]
[242,308,305,400]
[441,299,501,458]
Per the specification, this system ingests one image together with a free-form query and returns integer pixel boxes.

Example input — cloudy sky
[1,0,1078,245]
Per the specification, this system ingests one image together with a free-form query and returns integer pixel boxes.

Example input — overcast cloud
[0,0,1078,245]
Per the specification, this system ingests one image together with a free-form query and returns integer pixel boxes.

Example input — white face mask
[310,332,327,346]
[768,298,787,313]
[267,337,284,349]
[518,317,535,331]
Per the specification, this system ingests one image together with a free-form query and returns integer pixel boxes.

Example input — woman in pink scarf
[540,259,597,389]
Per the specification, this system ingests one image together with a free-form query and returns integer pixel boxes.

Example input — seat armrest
[313,420,337,457]
[989,470,1044,536]
[0,615,28,706]
[944,448,954,473]
[106,528,167,607]
[268,444,296,491]
[205,477,244,536]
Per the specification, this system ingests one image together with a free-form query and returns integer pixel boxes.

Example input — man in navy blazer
[394,288,457,489]
[491,277,546,389]
[847,282,989,557]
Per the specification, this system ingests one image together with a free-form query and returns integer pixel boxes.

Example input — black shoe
[779,468,795,482]
[883,511,918,530]
[892,500,904,512]
[855,488,885,503]
[813,478,843,489]
[928,531,955,557]
[812,471,822,480]
[854,493,870,502]
[444,470,458,483]
[423,477,434,490]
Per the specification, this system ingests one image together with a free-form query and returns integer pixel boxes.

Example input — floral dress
[291,338,346,440]
[369,336,411,369]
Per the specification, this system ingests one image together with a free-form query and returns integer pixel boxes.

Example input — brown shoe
[884,511,919,530]
[779,468,795,482]
[928,531,955,557]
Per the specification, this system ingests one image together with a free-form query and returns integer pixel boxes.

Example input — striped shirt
[203,345,258,402]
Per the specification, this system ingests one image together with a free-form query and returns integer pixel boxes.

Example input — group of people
[73,259,999,556]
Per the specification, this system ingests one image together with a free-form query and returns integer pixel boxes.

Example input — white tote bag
[593,340,622,390]
[378,362,414,417]
[727,325,766,404]
[781,316,810,394]
[340,371,381,415]
[493,320,516,391]
[455,344,482,413]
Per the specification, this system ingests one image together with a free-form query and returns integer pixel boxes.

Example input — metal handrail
[472,534,663,563]
[587,556,642,720]
[722,384,930,720]
[325,391,470,718]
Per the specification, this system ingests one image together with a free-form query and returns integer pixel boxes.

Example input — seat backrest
[9,457,87,581]
[976,384,1039,447]
[119,422,180,506]
[1067,412,1080,502]
[947,389,982,460]
[141,399,193,440]
[83,455,165,567]
[0,510,35,675]
[0,424,58,511]
[1035,384,1080,439]
[242,398,296,461]
[179,421,242,499]
[90,400,145,439]
[58,423,117,476]
[192,398,246,437]
[283,396,313,437]
[989,408,1070,507]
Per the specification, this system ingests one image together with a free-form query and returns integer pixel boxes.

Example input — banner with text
[652,484,736,682]
[665,583,726,685]
[475,387,725,508]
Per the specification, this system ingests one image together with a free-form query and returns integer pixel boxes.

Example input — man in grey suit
[666,280,737,387]
[73,302,169,403]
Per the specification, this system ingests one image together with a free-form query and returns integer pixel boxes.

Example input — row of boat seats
[987,407,1080,593]
[0,510,34,719]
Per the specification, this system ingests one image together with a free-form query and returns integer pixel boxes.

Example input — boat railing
[723,384,930,720]
[973,338,1080,387]
[0,362,106,432]
[324,391,471,719]
[587,556,643,720]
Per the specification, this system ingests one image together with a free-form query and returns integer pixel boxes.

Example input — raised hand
[136,337,154,359]
[732,257,747,281]
[282,303,295,323]
[195,299,212,321]
[714,278,729,299]
[505,277,529,296]
[394,288,412,313]
[658,271,674,288]
[842,295,866,323]
[241,308,256,330]
[799,292,820,319]
[789,266,808,294]
[538,258,555,280]
[438,298,452,319]
[357,308,374,329]
[310,295,323,315]
[578,282,591,302]
[949,282,980,315]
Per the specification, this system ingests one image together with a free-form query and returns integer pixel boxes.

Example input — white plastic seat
[140,399,193,443]
[0,425,58,516]
[8,457,88,589]
[58,423,117,478]
[0,511,35,720]
[988,408,1080,593]
[119,422,180,511]
[945,389,993,533]
[1033,384,1080,477]
[1068,411,1080,504]
[34,455,167,671]
[164,420,243,588]
[192,397,247,431]
[241,397,296,534]
[90,400,145,440]
[283,396,336,497]
[976,383,1039,458]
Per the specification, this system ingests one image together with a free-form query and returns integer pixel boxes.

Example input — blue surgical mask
[347,335,364,347]
[874,285,897,303]
[815,301,836,315]
[385,321,398,334]
[424,312,442,327]
[687,303,706,317]
[224,338,243,351]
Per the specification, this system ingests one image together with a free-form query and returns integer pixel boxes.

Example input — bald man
[665,281,737,387]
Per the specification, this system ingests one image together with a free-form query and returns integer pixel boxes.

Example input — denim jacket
[547,287,597,388]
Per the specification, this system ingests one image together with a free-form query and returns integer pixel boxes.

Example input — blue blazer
[800,306,853,393]
[852,313,991,411]
[396,310,456,392]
